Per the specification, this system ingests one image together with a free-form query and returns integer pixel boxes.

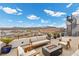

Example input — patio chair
[17,46,40,56]
[58,39,71,49]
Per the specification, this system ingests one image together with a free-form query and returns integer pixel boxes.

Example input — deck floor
[1,36,79,56]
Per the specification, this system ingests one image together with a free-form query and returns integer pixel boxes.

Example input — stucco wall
[9,38,30,48]
[72,24,79,36]
[76,25,79,31]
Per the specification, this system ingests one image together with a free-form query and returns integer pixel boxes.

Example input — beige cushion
[17,46,25,56]
[37,35,47,41]
[30,37,37,42]
[32,40,50,47]
[58,42,67,45]
[61,37,70,42]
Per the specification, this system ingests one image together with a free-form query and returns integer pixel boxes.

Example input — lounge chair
[17,46,40,56]
[58,38,71,49]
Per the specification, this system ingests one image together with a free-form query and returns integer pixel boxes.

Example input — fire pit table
[42,44,63,56]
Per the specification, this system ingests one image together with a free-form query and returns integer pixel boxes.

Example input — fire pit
[46,45,57,50]
[42,44,62,56]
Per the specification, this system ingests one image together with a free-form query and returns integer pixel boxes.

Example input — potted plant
[0,37,13,54]
[57,33,60,38]
[61,33,64,37]
[53,33,57,39]
[46,33,51,40]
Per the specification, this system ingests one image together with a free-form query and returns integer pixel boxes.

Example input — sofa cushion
[37,35,47,41]
[30,37,37,42]
[58,41,67,46]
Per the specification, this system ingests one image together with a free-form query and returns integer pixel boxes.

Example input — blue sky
[0,3,79,28]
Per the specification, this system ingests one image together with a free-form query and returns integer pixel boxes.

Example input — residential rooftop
[0,36,79,56]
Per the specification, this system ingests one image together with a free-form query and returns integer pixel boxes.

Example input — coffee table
[42,44,63,56]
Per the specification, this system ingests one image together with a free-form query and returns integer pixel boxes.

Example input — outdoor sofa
[9,35,50,48]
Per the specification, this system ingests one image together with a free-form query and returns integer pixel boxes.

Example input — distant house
[66,15,79,36]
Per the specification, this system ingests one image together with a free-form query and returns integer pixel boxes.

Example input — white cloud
[66,3,73,8]
[0,6,3,9]
[57,23,66,28]
[44,9,66,17]
[0,6,22,15]
[48,24,54,27]
[18,20,23,23]
[16,12,22,15]
[17,8,22,11]
[61,18,66,22]
[72,12,79,16]
[27,14,40,20]
[72,8,79,16]
[8,20,13,22]
[63,18,66,21]
[48,22,57,27]
[2,7,17,14]
[53,22,57,25]
[49,22,66,28]
[41,19,49,24]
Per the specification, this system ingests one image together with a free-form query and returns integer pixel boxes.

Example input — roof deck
[0,36,79,56]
